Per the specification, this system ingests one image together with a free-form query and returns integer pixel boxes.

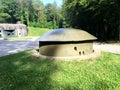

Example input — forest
[0,0,120,41]
[0,0,63,29]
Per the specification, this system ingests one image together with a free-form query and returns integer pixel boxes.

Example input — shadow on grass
[0,51,58,90]
[0,51,120,90]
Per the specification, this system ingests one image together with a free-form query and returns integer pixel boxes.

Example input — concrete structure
[0,23,27,38]
[39,28,97,57]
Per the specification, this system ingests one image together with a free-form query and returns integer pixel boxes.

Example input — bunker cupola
[38,28,97,57]
[39,28,97,42]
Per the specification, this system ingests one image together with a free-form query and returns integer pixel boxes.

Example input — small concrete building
[0,23,27,38]
[39,28,97,57]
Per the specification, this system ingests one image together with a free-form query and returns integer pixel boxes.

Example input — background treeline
[0,0,63,29]
[63,0,120,41]
[0,0,120,41]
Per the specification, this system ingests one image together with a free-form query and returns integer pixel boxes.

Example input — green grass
[28,27,51,36]
[0,51,120,90]
[5,27,50,40]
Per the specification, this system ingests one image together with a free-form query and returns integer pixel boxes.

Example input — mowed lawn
[7,27,51,40]
[0,50,120,90]
[28,27,51,36]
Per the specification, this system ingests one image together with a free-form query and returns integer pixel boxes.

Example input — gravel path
[93,42,120,54]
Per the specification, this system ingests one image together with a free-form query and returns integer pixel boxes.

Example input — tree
[16,0,30,25]
[62,0,120,41]
[0,0,21,23]
[45,2,63,28]
[115,0,120,40]
[0,0,63,29]
[32,0,46,27]
[0,12,11,22]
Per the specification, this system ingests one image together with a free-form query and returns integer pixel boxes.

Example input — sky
[41,0,63,7]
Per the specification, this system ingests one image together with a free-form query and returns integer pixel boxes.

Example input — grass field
[28,27,51,36]
[6,27,50,40]
[0,50,120,90]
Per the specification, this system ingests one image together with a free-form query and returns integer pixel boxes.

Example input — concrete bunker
[0,23,27,38]
[38,28,97,57]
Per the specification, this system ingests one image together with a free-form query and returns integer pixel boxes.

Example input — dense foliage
[63,0,120,41]
[0,0,63,29]
[0,0,120,41]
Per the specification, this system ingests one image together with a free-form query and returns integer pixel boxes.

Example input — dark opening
[83,51,85,55]
[5,30,14,33]
[39,40,93,46]
[4,30,16,37]
[93,50,94,52]
[74,47,77,51]
[36,49,39,52]
[79,51,81,55]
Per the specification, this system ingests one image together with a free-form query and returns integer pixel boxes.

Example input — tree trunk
[117,0,120,40]
[118,11,120,40]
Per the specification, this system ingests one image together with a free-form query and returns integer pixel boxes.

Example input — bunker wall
[39,42,94,57]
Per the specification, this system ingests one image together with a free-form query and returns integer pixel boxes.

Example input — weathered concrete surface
[0,39,38,57]
[39,43,93,57]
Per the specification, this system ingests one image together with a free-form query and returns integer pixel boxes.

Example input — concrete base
[39,43,94,57]
[32,49,101,61]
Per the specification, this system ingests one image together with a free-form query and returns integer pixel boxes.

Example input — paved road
[0,40,38,57]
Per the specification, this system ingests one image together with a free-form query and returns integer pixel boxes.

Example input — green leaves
[0,0,63,28]
[62,0,120,41]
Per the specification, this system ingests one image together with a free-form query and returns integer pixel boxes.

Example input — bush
[29,22,41,27]
[45,21,53,29]
[29,21,59,29]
